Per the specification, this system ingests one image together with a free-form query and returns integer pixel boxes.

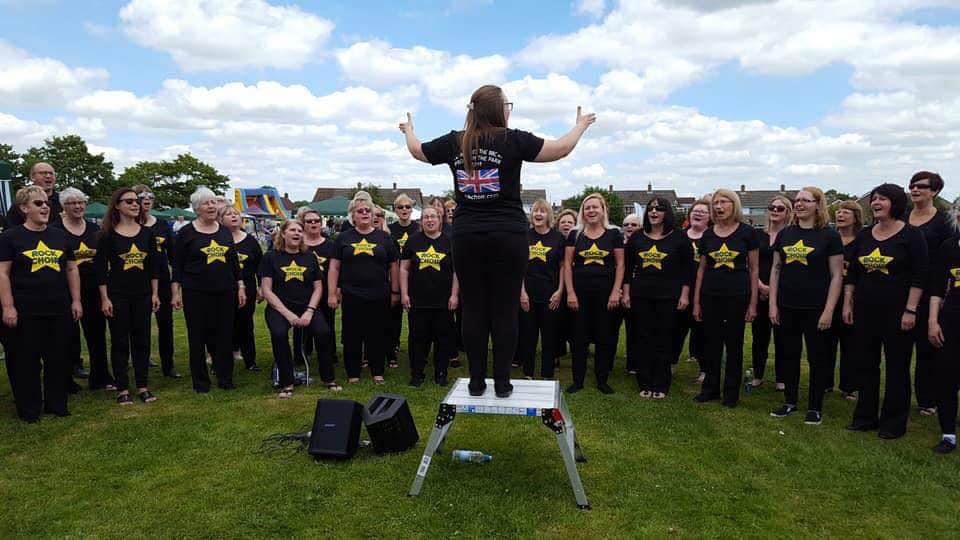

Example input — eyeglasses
[63,201,86,207]
[355,208,371,214]
[31,200,49,208]
[395,205,412,210]
[648,207,663,213]
[794,198,816,204]
[303,219,321,224]
[375,214,385,218]
[138,193,155,201]
[910,183,932,191]
[504,102,514,111]
[767,205,787,212]
[120,198,141,206]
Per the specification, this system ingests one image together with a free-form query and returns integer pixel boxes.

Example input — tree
[0,144,24,186]
[562,186,626,225]
[21,135,116,197]
[119,154,231,209]
[824,189,855,204]
[349,183,387,208]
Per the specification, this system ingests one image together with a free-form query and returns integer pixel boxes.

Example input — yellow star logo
[280,260,307,282]
[22,240,63,273]
[951,268,960,287]
[416,245,446,271]
[783,239,815,265]
[859,247,893,274]
[155,236,166,252]
[398,232,409,250]
[75,241,96,265]
[200,240,229,264]
[579,242,609,265]
[710,243,739,269]
[529,241,552,262]
[238,252,249,270]
[351,238,377,256]
[638,244,669,270]
[119,243,147,271]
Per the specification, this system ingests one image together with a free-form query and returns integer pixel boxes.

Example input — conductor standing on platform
[400,84,595,398]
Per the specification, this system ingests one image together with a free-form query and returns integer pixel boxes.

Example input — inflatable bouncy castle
[233,186,289,218]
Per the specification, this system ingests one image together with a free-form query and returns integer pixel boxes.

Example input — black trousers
[5,313,72,420]
[154,278,174,373]
[297,304,338,367]
[852,304,913,436]
[408,308,454,379]
[701,294,748,403]
[911,299,937,408]
[341,293,389,378]
[452,231,527,391]
[232,282,257,369]
[611,308,626,372]
[935,309,960,434]
[826,314,857,393]
[779,307,829,411]
[571,288,617,386]
[752,299,785,382]
[555,303,573,360]
[672,309,704,367]
[265,306,331,387]
[183,289,236,391]
[632,297,676,393]
[108,293,153,391]
[70,286,112,389]
[389,304,403,361]
[518,302,558,378]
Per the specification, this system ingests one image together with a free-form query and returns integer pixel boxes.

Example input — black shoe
[878,430,903,440]
[933,438,957,454]
[73,366,89,379]
[409,377,425,388]
[163,370,183,379]
[246,365,261,372]
[194,386,211,394]
[804,411,822,425]
[722,400,737,408]
[770,404,798,418]
[67,381,83,394]
[846,421,879,432]
[495,382,514,398]
[566,383,584,394]
[218,382,237,390]
[435,374,448,386]
[597,382,615,395]
[44,408,71,417]
[468,383,486,396]
[693,393,719,403]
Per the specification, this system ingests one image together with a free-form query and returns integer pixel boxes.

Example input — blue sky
[1,0,958,202]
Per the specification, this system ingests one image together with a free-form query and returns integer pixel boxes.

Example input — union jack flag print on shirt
[456,168,501,194]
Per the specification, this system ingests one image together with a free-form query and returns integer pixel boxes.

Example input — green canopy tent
[308,196,350,217]
[158,208,196,220]
[84,202,107,219]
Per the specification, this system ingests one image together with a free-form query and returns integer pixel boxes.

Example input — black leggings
[108,293,153,391]
[518,302,558,378]
[71,286,111,389]
[408,308,454,379]
[232,279,257,369]
[341,293,389,378]
[452,231,527,391]
[752,299,784,382]
[389,304,403,361]
[298,305,337,367]
[701,294,748,403]
[935,309,960,434]
[265,306,331,387]
[4,313,71,421]
[571,287,617,387]
[632,297,677,393]
[155,278,175,373]
[779,307,829,411]
[672,309,704,367]
[912,299,937,408]
[825,313,858,393]
[852,304,913,436]
[182,288,236,391]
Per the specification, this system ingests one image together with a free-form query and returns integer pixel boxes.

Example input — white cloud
[119,0,334,71]
[0,41,108,107]
[573,163,606,178]
[574,0,606,18]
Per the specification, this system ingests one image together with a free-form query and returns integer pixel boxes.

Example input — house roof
[613,189,680,206]
[521,189,547,205]
[736,189,799,208]
[312,186,426,208]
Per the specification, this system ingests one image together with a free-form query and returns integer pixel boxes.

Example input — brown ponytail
[460,84,507,174]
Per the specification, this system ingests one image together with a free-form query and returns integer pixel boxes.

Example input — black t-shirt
[389,221,421,253]
[421,129,545,235]
[756,230,774,285]
[306,239,333,303]
[524,228,565,304]
[143,218,173,283]
[401,231,454,309]
[625,230,694,300]
[0,225,75,316]
[914,210,954,300]
[171,223,241,292]
[698,223,760,297]
[94,227,161,296]
[235,234,263,287]
[929,236,960,314]
[845,224,927,310]
[259,250,320,308]
[567,228,623,294]
[331,228,398,300]
[6,191,63,228]
[772,225,843,310]
[53,220,100,289]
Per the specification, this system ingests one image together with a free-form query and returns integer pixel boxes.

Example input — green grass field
[1,306,957,538]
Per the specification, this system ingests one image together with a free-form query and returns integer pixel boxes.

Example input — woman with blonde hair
[388,194,421,366]
[400,84,595,397]
[564,193,624,394]
[827,200,864,399]
[751,194,792,390]
[298,207,337,375]
[692,188,759,407]
[767,187,844,424]
[221,205,263,372]
[519,199,565,379]
[673,199,710,381]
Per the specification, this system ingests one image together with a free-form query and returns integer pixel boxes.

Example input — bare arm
[533,107,596,162]
[819,254,844,329]
[400,259,411,309]
[746,249,759,322]
[563,246,578,310]
[260,277,297,322]
[692,256,706,322]
[327,259,341,309]
[768,252,781,324]
[398,113,429,163]
[0,261,16,327]
[66,261,82,321]
[608,248,625,309]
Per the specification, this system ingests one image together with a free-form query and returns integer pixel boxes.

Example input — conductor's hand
[399,112,414,134]
[576,106,596,131]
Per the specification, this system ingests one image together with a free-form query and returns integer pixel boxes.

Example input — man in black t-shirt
[6,162,63,228]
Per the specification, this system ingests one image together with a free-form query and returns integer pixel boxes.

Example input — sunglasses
[395,205,412,210]
[767,205,787,212]
[31,200,49,208]
[303,219,321,224]
[910,183,932,190]
[120,198,141,206]
[355,208,371,214]
[138,193,155,200]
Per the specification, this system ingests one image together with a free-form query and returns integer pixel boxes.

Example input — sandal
[751,379,764,388]
[840,391,857,401]
[325,382,343,392]
[373,376,386,385]
[104,384,117,391]
[278,387,294,399]
[920,407,937,416]
[138,390,157,403]
[361,360,369,369]
[348,377,360,384]
[117,393,133,406]
[388,360,400,369]
[652,392,666,400]
[639,390,652,398]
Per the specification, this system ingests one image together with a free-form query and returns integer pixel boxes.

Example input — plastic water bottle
[744,368,754,394]
[451,450,492,463]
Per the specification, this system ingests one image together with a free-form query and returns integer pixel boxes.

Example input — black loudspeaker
[308,399,363,460]
[363,394,419,454]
